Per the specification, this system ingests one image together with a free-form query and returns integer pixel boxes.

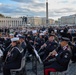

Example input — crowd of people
[0,25,76,75]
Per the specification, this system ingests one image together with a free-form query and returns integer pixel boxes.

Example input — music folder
[33,47,43,64]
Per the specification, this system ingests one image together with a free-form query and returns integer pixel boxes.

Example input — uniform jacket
[4,45,23,69]
[43,41,58,61]
[44,45,71,72]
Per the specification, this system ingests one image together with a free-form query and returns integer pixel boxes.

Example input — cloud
[58,1,69,3]
[48,8,76,20]
[11,0,34,3]
[0,2,45,18]
[0,0,76,20]
[11,0,44,3]
[53,8,76,14]
[0,4,28,15]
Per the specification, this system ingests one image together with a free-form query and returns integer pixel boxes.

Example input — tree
[0,14,5,18]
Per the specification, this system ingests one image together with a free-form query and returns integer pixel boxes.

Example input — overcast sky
[0,0,76,20]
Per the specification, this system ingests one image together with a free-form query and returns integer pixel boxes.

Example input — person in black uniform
[2,33,14,62]
[48,26,54,34]
[3,37,23,75]
[44,37,71,75]
[26,34,34,54]
[39,34,58,61]
[25,35,34,62]
[34,33,45,51]
[64,26,68,34]
[4,33,14,49]
[68,42,76,63]
[19,36,27,55]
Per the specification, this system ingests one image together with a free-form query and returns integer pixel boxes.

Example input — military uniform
[44,37,72,75]
[3,37,23,75]
[19,36,27,55]
[21,42,27,55]
[39,40,58,61]
[0,38,5,44]
[34,37,45,51]
[4,38,11,49]
[44,46,71,71]
[26,36,34,54]
[3,45,23,75]
[44,35,48,42]
[71,45,76,63]
[42,41,58,61]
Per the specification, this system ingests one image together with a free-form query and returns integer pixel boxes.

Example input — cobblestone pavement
[0,61,76,75]
[26,61,76,75]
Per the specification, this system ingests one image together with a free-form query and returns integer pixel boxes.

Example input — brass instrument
[43,44,60,62]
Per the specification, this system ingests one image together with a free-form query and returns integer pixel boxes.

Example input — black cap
[49,34,55,37]
[19,36,25,39]
[61,37,70,42]
[68,41,73,46]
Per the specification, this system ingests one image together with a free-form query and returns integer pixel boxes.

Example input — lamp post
[46,0,48,26]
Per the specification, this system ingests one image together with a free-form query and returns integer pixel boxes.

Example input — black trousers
[3,66,11,75]
[3,63,20,75]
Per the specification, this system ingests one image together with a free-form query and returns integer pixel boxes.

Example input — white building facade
[0,17,55,28]
[58,14,76,25]
[0,18,24,28]
[27,17,55,26]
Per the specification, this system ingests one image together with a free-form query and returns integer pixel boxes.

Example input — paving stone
[0,61,76,75]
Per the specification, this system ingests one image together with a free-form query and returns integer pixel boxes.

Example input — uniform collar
[63,44,68,50]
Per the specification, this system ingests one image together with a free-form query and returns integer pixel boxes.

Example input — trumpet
[38,43,47,53]
[43,44,60,62]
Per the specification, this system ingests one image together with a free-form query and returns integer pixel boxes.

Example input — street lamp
[46,0,48,26]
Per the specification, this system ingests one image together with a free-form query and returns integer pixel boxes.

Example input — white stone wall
[58,14,76,25]
[0,17,55,27]
[0,18,23,28]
